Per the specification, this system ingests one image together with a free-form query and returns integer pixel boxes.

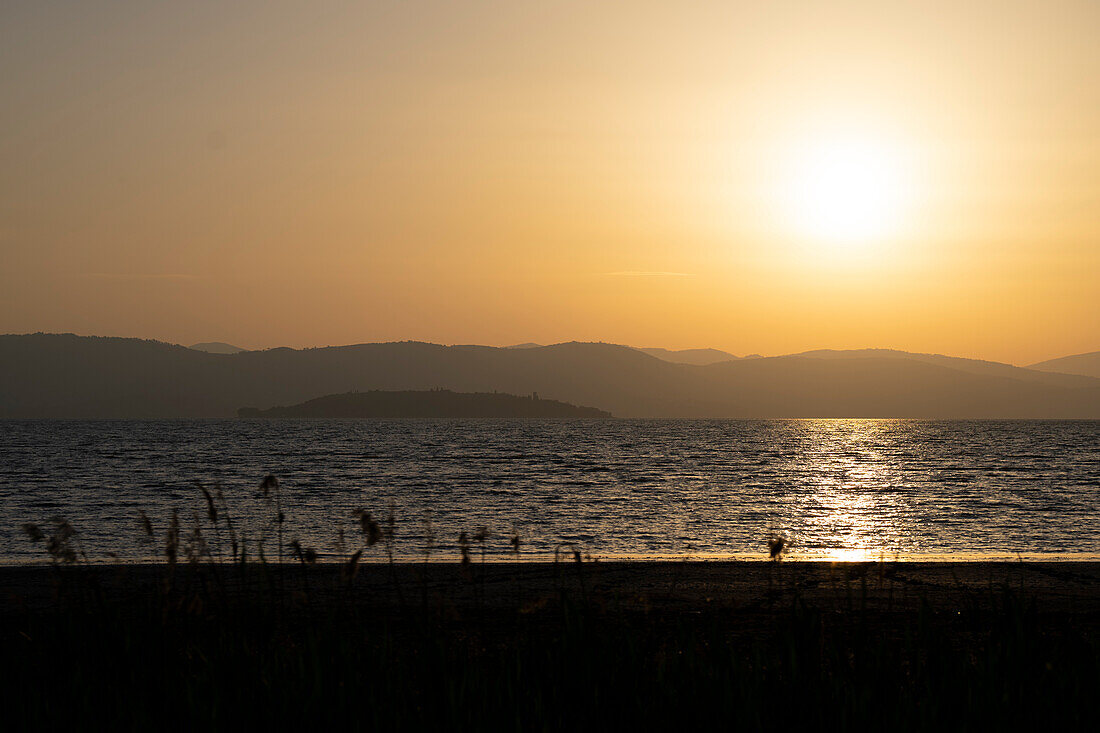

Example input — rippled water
[1,419,1098,562]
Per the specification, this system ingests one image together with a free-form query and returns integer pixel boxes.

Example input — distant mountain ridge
[3,333,1100,418]
[790,348,1100,389]
[189,342,246,354]
[1028,351,1100,379]
[635,347,739,366]
[509,343,739,365]
[238,389,611,418]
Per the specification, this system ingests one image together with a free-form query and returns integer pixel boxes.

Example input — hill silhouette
[1027,350,1100,379]
[635,347,738,365]
[238,389,611,418]
[791,348,1100,389]
[3,333,1100,418]
[189,342,247,354]
[511,343,738,365]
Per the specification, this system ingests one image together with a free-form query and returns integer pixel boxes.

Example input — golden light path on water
[637,417,1100,563]
[790,420,910,559]
[714,419,1098,562]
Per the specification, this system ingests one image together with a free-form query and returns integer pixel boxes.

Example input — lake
[2,419,1098,562]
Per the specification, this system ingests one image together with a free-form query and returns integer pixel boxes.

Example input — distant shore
[7,333,1100,418]
[237,389,612,418]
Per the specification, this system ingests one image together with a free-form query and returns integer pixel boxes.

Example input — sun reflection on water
[769,419,918,559]
[821,547,878,563]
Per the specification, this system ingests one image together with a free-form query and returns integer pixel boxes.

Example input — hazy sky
[2,0,1097,364]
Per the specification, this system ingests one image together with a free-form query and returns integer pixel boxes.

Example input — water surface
[1,419,1097,562]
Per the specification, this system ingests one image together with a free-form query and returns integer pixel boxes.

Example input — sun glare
[775,131,915,253]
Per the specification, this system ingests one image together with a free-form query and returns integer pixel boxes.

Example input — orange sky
[2,1,1097,365]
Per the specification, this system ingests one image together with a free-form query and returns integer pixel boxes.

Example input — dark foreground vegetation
[7,479,1100,730]
[7,561,1099,730]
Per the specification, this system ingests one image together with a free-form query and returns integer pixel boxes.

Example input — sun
[775,131,915,252]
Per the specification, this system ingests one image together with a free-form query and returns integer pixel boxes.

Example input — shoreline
[6,559,1100,615]
[6,551,1100,566]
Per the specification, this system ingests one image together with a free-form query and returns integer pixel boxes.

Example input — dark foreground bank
[5,560,1100,729]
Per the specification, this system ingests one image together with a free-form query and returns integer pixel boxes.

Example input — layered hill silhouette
[1028,351,1100,379]
[635,347,740,366]
[238,390,611,418]
[189,342,246,354]
[3,333,1100,418]
[789,349,1100,389]
[510,342,740,365]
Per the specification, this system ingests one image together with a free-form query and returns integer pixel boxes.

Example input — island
[237,389,612,418]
